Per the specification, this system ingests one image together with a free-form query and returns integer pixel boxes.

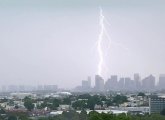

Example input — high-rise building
[142,75,155,91]
[104,78,111,91]
[124,77,134,90]
[118,78,125,90]
[81,76,91,91]
[158,74,165,90]
[111,75,118,90]
[87,76,91,88]
[134,73,141,90]
[82,80,90,89]
[95,75,104,91]
[104,75,118,91]
[82,80,88,89]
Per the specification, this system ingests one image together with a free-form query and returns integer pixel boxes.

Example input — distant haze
[0,0,165,88]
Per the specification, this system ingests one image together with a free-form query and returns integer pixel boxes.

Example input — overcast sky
[0,0,165,88]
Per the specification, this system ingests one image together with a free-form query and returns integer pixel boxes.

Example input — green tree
[62,110,79,120]
[79,110,87,120]
[72,100,87,110]
[0,108,6,114]
[87,98,95,110]
[100,96,107,101]
[117,113,130,120]
[88,111,103,120]
[78,94,91,99]
[87,95,102,110]
[63,97,71,105]
[105,99,113,106]
[18,114,30,120]
[8,115,17,120]
[52,98,60,109]
[161,108,165,115]
[100,112,114,120]
[137,92,145,97]
[113,95,128,106]
[24,97,34,111]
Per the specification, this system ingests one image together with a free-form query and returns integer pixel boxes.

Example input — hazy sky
[0,0,165,88]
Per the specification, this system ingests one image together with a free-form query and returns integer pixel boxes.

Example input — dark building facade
[149,97,165,114]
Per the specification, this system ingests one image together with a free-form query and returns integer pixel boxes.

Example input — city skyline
[1,73,165,92]
[79,73,165,91]
[0,0,165,88]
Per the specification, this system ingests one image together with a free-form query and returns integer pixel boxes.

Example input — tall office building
[87,76,91,88]
[134,73,141,90]
[82,80,88,89]
[158,74,165,90]
[111,75,118,90]
[104,75,118,91]
[118,78,125,90]
[142,75,155,91]
[81,76,91,91]
[95,75,104,91]
[104,78,111,91]
[124,77,134,90]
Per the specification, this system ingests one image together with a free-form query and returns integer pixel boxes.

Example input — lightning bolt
[97,7,104,76]
[96,7,129,77]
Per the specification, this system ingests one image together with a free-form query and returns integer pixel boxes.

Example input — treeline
[1,110,165,120]
[23,94,128,111]
[37,111,165,120]
[48,110,129,120]
[72,94,128,110]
